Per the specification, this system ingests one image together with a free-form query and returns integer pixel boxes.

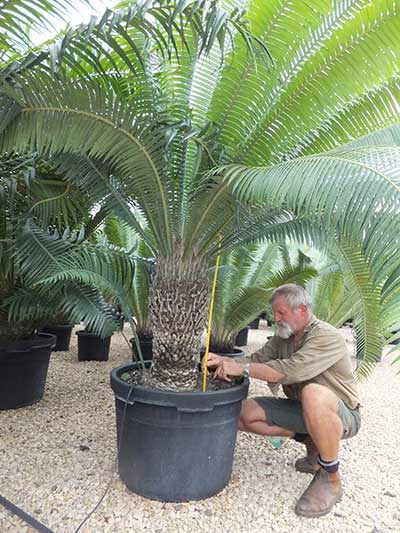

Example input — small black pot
[0,333,56,410]
[76,331,111,361]
[248,317,260,330]
[235,327,250,347]
[390,329,400,346]
[129,335,153,361]
[42,324,74,351]
[110,361,249,502]
[201,347,245,359]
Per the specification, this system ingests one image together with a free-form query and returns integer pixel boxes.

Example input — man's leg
[295,383,343,517]
[302,383,343,463]
[239,399,294,437]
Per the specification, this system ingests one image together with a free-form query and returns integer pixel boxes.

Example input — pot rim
[110,361,249,410]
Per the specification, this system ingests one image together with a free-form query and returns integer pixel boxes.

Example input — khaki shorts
[254,396,361,439]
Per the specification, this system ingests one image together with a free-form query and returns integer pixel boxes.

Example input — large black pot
[235,327,250,347]
[76,331,111,361]
[110,362,249,502]
[129,335,153,361]
[42,324,74,351]
[0,333,56,410]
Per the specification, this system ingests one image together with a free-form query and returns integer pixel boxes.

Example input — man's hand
[201,351,224,371]
[208,357,244,382]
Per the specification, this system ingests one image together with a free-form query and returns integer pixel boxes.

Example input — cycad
[0,154,134,342]
[211,242,318,352]
[1,0,399,386]
[100,219,153,338]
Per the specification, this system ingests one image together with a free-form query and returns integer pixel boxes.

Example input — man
[206,284,361,518]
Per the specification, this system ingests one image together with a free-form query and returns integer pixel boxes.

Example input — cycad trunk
[149,244,209,391]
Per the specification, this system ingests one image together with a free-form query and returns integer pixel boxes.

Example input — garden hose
[202,250,221,392]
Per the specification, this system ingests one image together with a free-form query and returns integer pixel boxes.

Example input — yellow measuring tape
[202,250,221,392]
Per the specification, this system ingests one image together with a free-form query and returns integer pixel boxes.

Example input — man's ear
[299,304,308,316]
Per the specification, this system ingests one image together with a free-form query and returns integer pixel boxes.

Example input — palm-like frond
[209,0,400,165]
[220,145,400,280]
[211,242,318,351]
[0,0,86,60]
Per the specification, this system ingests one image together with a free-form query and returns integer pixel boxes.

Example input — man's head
[270,284,313,339]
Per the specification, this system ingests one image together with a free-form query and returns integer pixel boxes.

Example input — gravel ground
[0,321,399,533]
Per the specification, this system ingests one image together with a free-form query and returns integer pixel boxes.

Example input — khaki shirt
[240,317,361,410]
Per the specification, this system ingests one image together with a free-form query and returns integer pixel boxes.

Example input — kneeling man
[206,284,361,518]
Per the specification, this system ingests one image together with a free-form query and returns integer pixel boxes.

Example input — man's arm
[237,335,280,365]
[266,330,346,384]
[207,355,285,383]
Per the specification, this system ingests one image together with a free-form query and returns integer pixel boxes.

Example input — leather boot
[295,436,320,474]
[295,469,343,517]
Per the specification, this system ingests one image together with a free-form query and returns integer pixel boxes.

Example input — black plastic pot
[235,327,250,347]
[248,317,260,330]
[110,361,249,502]
[201,347,245,359]
[0,333,56,410]
[129,335,153,361]
[390,329,400,346]
[76,331,111,361]
[42,324,74,351]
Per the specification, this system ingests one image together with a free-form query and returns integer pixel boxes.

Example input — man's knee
[301,383,339,416]
[239,399,267,429]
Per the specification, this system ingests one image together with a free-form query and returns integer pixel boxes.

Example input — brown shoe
[295,436,320,474]
[295,469,343,518]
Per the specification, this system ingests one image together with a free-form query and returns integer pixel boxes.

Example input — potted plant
[210,242,318,352]
[76,328,113,361]
[0,154,134,408]
[99,219,155,361]
[2,0,400,500]
[42,313,75,351]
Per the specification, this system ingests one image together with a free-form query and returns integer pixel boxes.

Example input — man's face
[272,295,309,338]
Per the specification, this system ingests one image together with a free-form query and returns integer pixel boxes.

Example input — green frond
[15,219,72,282]
[221,145,400,271]
[2,74,174,253]
[0,0,86,61]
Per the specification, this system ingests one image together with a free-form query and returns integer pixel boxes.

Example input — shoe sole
[295,495,343,518]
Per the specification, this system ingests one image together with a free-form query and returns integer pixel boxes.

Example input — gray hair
[270,284,312,310]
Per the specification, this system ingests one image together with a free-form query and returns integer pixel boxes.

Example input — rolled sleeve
[266,332,345,384]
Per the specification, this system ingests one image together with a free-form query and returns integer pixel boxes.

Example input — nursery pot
[76,331,111,361]
[0,333,56,410]
[200,347,245,359]
[248,317,260,330]
[110,362,249,502]
[129,335,153,361]
[390,329,400,346]
[42,324,74,351]
[235,326,250,347]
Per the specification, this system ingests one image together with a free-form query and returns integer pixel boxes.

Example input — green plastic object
[267,436,287,449]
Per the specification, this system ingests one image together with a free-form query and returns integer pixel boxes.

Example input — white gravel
[0,321,399,533]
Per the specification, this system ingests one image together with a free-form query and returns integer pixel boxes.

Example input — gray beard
[275,322,294,339]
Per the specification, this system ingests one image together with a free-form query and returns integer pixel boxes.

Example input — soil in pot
[0,333,56,410]
[110,361,249,502]
[42,324,74,351]
[76,331,111,361]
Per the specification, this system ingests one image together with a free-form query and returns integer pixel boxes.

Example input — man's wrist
[242,363,251,379]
